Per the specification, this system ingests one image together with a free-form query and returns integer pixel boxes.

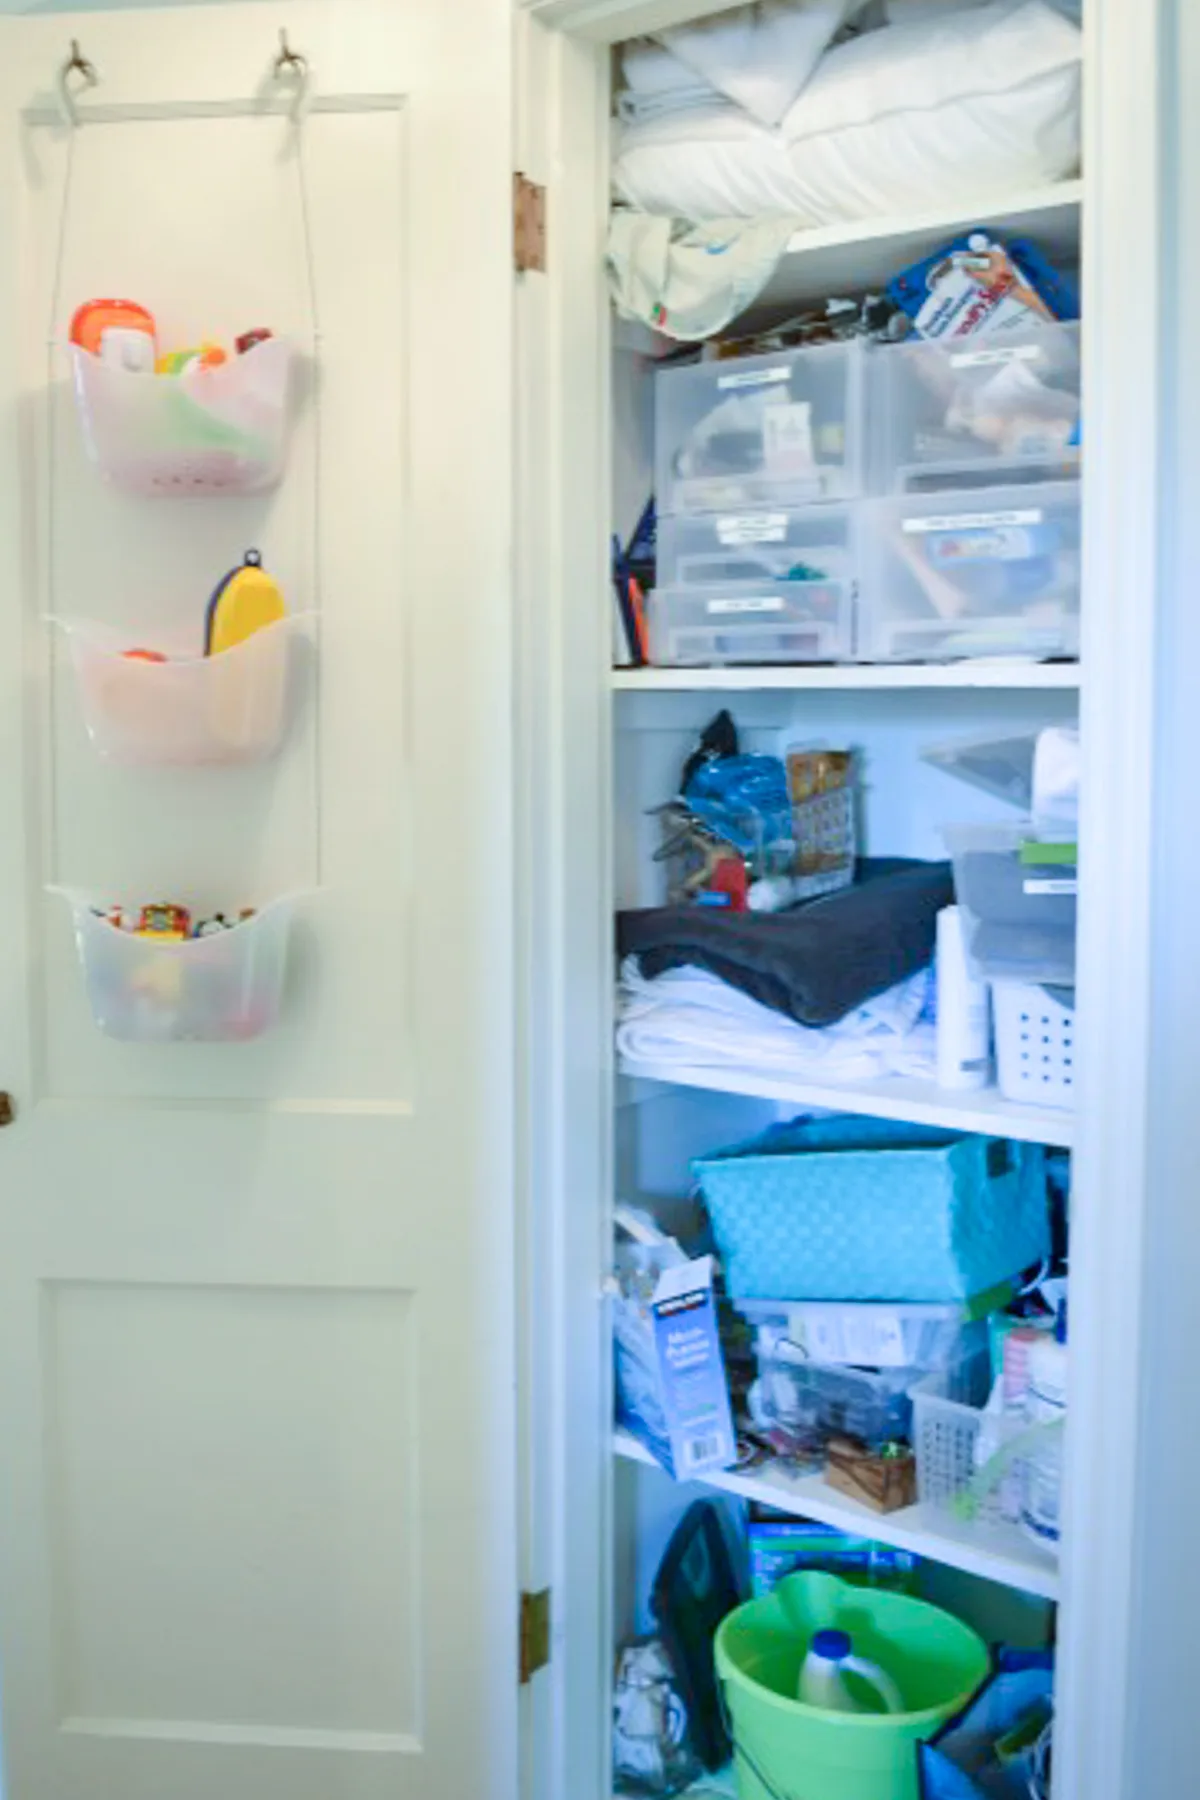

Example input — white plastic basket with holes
[991,980,1076,1111]
[909,1370,1027,1525]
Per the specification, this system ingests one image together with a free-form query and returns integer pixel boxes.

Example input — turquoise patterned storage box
[693,1117,1049,1303]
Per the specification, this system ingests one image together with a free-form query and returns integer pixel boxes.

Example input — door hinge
[513,173,546,275]
[519,1587,552,1684]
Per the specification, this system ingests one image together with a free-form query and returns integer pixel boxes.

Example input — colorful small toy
[204,549,286,656]
[155,340,228,376]
[91,904,128,932]
[69,298,157,371]
[134,903,191,942]
[122,647,168,664]
[194,913,235,937]
[236,329,273,355]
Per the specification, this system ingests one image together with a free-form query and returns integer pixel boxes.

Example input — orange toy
[70,298,156,358]
[122,648,168,664]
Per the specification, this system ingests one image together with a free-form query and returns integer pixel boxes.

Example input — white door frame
[514,3,1175,1799]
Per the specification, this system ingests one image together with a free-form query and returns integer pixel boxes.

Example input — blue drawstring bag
[919,1649,1053,1800]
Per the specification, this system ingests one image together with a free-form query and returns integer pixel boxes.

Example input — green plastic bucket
[715,1571,989,1800]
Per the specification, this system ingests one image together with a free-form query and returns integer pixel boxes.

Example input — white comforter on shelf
[616,958,936,1086]
[613,0,1082,227]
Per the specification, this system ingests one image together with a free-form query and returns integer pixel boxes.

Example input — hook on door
[57,39,99,129]
[272,29,311,124]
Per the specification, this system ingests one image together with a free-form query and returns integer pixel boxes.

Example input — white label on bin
[762,402,815,473]
[950,344,1042,369]
[716,513,788,545]
[1023,877,1078,895]
[903,509,1043,533]
[706,596,785,615]
[716,365,789,391]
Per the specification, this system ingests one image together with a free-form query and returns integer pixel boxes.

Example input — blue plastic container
[693,1118,1049,1304]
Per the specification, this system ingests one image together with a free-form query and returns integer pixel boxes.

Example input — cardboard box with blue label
[613,1207,736,1482]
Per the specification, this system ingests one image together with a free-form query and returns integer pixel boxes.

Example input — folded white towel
[617,958,935,1085]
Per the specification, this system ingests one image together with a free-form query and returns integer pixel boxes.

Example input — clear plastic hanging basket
[70,337,293,495]
[52,615,312,766]
[55,891,300,1043]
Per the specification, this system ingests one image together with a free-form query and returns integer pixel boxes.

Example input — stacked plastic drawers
[649,321,1081,665]
[650,343,865,666]
[862,320,1082,661]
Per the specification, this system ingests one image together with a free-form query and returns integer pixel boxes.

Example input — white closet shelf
[614,1428,1060,1602]
[612,663,1081,693]
[618,1059,1074,1150]
[746,180,1082,317]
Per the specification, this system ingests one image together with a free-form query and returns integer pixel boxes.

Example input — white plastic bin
[992,980,1076,1111]
[860,481,1081,662]
[649,580,852,666]
[872,321,1081,493]
[943,820,1077,985]
[735,1298,971,1371]
[71,337,292,494]
[59,894,297,1042]
[910,1367,1027,1525]
[656,341,864,515]
[54,616,310,766]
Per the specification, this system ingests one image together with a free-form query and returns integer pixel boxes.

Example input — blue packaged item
[748,1518,918,1599]
[693,1117,1049,1304]
[682,752,795,874]
[920,1650,1054,1800]
[888,233,1078,339]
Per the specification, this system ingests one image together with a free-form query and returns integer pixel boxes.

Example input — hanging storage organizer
[56,893,299,1043]
[70,335,293,495]
[52,614,312,766]
[46,37,321,1038]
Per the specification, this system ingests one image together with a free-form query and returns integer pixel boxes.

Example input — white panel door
[0,7,517,1798]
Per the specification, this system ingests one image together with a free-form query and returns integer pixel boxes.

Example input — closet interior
[604,4,1082,1794]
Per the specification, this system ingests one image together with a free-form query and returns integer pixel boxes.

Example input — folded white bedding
[660,0,864,128]
[613,0,1081,227]
[617,37,723,128]
[616,958,936,1086]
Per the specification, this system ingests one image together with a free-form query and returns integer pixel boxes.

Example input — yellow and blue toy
[204,548,287,656]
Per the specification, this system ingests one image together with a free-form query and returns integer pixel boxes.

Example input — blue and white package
[919,1650,1054,1800]
[613,1208,736,1482]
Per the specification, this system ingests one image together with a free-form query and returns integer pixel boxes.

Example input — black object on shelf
[650,1500,742,1772]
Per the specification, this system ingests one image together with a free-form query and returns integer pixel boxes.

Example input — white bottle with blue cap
[797,1629,904,1714]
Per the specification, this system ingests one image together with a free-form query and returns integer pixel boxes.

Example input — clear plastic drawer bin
[943,821,1077,985]
[54,616,311,766]
[657,504,856,592]
[735,1298,972,1371]
[648,580,853,667]
[71,337,293,495]
[872,321,1081,493]
[57,893,298,1042]
[656,341,864,515]
[860,482,1081,663]
[749,1322,986,1452]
